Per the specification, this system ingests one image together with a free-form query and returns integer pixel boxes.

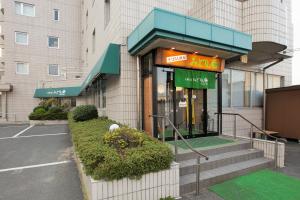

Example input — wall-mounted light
[171,47,176,50]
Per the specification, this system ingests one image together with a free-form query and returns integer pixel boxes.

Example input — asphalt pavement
[0,124,83,200]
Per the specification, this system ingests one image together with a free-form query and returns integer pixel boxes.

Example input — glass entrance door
[153,67,207,140]
[175,88,205,138]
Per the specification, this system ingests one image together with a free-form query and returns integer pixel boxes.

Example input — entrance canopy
[128,8,252,58]
[34,43,120,98]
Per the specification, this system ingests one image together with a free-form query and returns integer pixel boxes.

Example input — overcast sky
[292,0,300,84]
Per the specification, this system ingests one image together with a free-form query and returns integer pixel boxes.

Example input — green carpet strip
[209,169,300,200]
[167,137,234,149]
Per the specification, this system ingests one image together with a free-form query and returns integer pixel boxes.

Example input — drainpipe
[262,58,284,130]
[136,56,141,129]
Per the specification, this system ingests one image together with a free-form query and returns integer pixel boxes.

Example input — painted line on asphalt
[0,160,71,173]
[0,133,68,140]
[12,125,34,138]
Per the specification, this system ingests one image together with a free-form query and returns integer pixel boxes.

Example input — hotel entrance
[142,48,224,140]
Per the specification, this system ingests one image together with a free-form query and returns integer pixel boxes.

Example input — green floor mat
[209,169,300,200]
[163,128,200,138]
[167,137,234,149]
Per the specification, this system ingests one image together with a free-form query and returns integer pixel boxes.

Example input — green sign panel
[175,69,216,89]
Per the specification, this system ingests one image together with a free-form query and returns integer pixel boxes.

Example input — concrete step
[180,149,264,176]
[180,157,274,195]
[176,140,251,162]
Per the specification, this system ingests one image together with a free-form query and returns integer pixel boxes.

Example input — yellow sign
[155,48,225,72]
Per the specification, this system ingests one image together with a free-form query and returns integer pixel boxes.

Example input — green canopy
[80,43,120,93]
[34,43,120,98]
[34,86,81,98]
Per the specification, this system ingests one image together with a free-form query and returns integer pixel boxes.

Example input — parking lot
[0,124,83,200]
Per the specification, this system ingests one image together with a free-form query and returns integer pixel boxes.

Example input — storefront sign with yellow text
[155,48,225,72]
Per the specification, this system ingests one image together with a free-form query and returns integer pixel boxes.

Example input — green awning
[33,43,120,98]
[34,86,81,98]
[80,43,120,93]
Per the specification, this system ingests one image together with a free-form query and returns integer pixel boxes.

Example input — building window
[15,31,28,45]
[86,10,88,30]
[267,74,282,89]
[100,79,106,108]
[48,36,59,48]
[92,29,96,53]
[252,73,263,107]
[16,62,29,75]
[15,1,35,17]
[48,64,59,76]
[53,9,59,21]
[104,0,110,28]
[231,70,251,107]
[222,69,231,107]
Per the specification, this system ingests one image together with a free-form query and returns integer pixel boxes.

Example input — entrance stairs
[177,139,274,195]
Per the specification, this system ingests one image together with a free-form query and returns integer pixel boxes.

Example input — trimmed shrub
[29,105,68,120]
[33,105,47,112]
[73,105,98,122]
[160,197,175,200]
[68,114,174,181]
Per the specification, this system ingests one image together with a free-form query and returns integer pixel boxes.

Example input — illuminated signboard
[155,48,225,72]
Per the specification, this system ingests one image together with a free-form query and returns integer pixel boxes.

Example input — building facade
[0,0,82,122]
[0,0,293,138]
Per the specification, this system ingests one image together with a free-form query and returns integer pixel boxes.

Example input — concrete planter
[29,120,68,125]
[74,152,180,200]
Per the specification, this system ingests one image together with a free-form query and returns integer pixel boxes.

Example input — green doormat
[209,169,300,200]
[167,137,234,149]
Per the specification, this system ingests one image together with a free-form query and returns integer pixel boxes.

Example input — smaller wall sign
[175,69,216,89]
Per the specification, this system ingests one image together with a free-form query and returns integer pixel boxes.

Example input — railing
[215,112,285,168]
[149,115,209,196]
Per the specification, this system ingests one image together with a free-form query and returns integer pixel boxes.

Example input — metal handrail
[215,112,285,168]
[150,114,209,160]
[150,114,209,196]
[216,112,285,142]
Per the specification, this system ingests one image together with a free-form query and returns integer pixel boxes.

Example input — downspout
[262,58,284,130]
[136,56,141,129]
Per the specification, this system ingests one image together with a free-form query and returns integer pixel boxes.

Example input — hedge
[72,105,98,122]
[29,106,68,120]
[68,114,174,181]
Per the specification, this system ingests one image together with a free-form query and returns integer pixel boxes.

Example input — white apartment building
[0,0,82,122]
[0,0,294,139]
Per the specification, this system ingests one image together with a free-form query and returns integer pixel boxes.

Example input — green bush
[73,105,98,122]
[29,105,67,120]
[68,114,174,181]
[160,197,175,200]
[33,105,47,112]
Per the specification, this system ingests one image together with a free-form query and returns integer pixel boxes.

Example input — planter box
[29,120,68,125]
[74,152,180,200]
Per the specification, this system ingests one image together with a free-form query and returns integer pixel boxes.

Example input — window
[252,73,263,107]
[267,75,282,89]
[15,31,28,45]
[231,70,251,107]
[100,79,106,108]
[15,2,35,17]
[16,62,29,75]
[86,10,88,29]
[222,69,231,107]
[104,0,110,28]
[53,9,59,21]
[48,64,59,76]
[48,36,59,48]
[92,29,96,53]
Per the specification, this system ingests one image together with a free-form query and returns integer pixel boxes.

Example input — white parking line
[0,133,68,140]
[0,160,71,173]
[12,125,34,138]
